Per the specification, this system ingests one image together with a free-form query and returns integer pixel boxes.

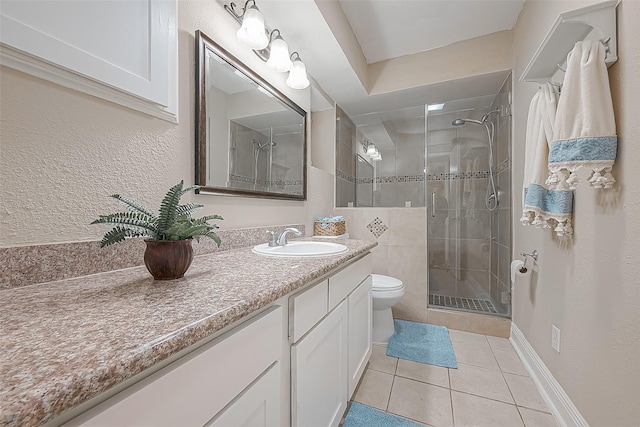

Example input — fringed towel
[547,40,617,190]
[521,83,574,237]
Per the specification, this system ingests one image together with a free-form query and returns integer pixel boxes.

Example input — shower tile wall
[334,207,428,323]
[490,76,513,316]
[336,106,356,206]
[229,121,267,191]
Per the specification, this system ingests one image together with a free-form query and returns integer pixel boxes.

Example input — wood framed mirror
[195,30,307,200]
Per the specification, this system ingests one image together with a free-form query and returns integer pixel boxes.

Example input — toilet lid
[371,274,404,291]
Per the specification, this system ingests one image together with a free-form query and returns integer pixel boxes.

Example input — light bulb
[236,5,269,50]
[267,33,293,72]
[286,57,310,89]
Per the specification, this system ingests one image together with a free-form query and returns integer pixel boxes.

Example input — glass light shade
[267,36,293,72]
[366,142,377,155]
[286,58,310,89]
[372,153,382,161]
[236,6,269,50]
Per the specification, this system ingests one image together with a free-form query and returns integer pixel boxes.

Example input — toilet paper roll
[515,266,532,285]
[510,260,525,284]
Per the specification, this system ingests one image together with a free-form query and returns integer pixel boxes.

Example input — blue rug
[343,402,424,427]
[386,320,458,368]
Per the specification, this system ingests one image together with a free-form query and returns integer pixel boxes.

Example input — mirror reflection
[196,30,306,200]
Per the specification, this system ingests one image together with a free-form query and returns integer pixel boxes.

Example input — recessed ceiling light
[427,103,445,111]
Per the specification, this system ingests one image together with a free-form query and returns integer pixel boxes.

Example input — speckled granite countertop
[0,239,376,427]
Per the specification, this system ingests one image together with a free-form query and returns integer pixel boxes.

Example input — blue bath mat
[343,402,424,427]
[386,320,458,368]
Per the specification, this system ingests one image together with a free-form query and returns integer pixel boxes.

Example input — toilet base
[372,307,395,343]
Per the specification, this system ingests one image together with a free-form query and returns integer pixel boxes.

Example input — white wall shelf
[520,0,619,84]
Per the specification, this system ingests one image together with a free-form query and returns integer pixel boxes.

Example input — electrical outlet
[551,325,561,353]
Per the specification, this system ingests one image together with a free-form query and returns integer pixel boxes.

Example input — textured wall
[512,1,640,425]
[0,0,313,247]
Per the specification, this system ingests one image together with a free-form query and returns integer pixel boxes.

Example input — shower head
[253,140,277,149]
[452,118,485,127]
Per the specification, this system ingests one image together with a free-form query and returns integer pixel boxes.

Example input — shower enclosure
[229,122,304,195]
[334,81,512,320]
[426,87,512,317]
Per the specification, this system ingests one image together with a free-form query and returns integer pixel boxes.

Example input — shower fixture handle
[431,192,436,218]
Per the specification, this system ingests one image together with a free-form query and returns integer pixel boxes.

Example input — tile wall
[334,207,428,323]
[490,76,513,316]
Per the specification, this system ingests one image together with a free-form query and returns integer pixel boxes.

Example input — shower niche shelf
[520,0,619,83]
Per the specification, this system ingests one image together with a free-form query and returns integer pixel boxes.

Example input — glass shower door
[426,105,503,316]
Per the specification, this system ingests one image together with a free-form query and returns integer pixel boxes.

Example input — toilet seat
[371,274,404,292]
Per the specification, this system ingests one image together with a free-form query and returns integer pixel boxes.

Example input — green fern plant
[92,180,222,248]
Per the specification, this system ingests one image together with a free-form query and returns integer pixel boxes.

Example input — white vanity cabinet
[290,254,372,427]
[58,252,372,427]
[64,306,284,427]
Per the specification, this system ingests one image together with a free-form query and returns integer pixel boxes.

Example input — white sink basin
[253,241,348,257]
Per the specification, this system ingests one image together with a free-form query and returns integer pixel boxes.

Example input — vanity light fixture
[224,0,310,89]
[266,30,293,72]
[286,52,310,89]
[230,0,269,50]
[362,139,377,156]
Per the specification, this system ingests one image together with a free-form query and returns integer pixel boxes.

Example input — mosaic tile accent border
[366,217,388,238]
[229,174,303,186]
[496,159,511,174]
[336,169,356,183]
[427,171,491,181]
[0,224,305,290]
[341,169,507,183]
[429,294,497,314]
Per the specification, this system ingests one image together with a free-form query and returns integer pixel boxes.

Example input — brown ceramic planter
[143,239,194,280]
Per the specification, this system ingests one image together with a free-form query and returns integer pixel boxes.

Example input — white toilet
[371,274,405,343]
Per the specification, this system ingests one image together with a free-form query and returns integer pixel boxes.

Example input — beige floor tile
[353,369,394,411]
[387,376,453,427]
[452,341,500,371]
[518,407,559,427]
[503,373,550,413]
[448,329,491,348]
[451,391,524,427]
[487,335,515,352]
[395,359,450,388]
[493,348,529,376]
[449,364,514,404]
[369,344,399,374]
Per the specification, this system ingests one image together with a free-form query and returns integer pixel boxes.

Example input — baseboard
[510,323,589,427]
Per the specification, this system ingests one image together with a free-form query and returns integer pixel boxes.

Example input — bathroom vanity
[0,239,374,427]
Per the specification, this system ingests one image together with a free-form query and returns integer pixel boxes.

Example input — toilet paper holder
[518,249,538,272]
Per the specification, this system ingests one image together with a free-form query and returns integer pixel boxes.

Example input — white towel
[547,40,617,190]
[521,83,574,237]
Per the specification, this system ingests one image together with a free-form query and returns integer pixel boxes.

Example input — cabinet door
[206,362,281,427]
[291,301,348,427]
[348,276,372,397]
[65,306,283,427]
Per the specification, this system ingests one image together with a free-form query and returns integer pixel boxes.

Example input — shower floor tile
[429,294,497,314]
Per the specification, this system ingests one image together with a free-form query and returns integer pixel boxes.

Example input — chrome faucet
[274,227,302,246]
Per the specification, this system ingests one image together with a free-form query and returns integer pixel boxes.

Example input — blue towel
[386,320,457,369]
[343,402,424,427]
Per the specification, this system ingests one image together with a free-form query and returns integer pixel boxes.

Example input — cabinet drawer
[66,305,283,427]
[290,279,328,342]
[328,254,372,310]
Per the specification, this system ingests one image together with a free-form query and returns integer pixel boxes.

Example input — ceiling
[255,0,525,118]
[339,0,526,64]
